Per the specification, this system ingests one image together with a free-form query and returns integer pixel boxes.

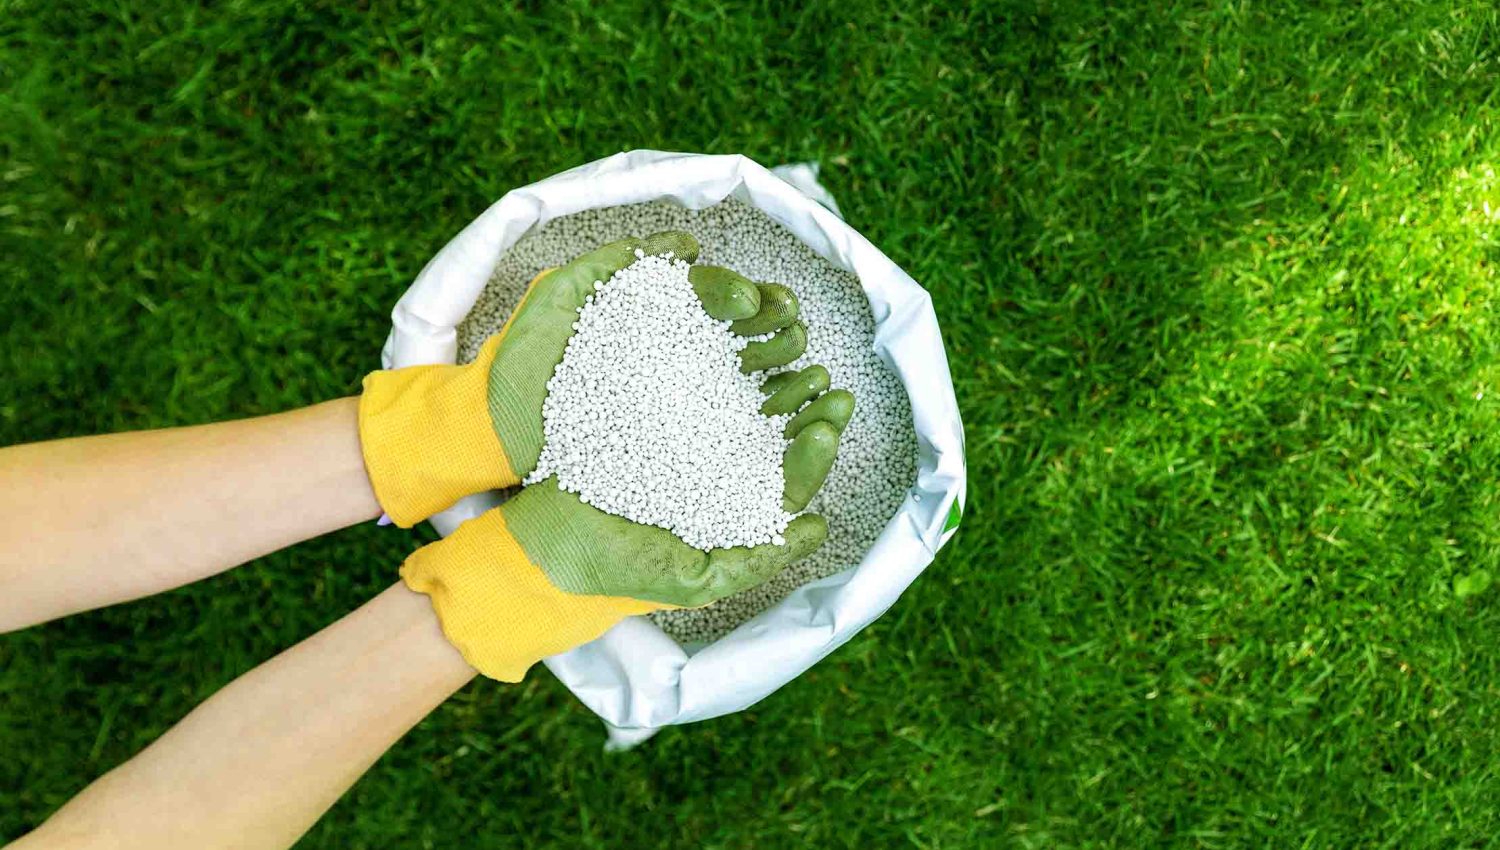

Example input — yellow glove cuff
[358,336,519,527]
[399,510,660,682]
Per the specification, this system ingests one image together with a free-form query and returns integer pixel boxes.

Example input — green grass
[4,1,1500,846]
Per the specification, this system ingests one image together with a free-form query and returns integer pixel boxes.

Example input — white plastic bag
[381,150,965,748]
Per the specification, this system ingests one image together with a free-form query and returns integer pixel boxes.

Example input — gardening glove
[357,230,810,527]
[401,319,855,681]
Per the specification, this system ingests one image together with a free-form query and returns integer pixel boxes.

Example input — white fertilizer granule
[457,199,917,644]
[526,251,794,551]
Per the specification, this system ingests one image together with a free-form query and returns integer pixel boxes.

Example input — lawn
[3,1,1500,847]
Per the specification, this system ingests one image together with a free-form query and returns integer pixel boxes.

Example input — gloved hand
[358,231,810,527]
[398,239,856,681]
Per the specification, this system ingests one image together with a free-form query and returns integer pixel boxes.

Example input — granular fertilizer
[527,251,794,551]
[457,200,917,644]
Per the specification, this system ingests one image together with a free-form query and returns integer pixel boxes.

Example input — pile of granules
[526,250,793,551]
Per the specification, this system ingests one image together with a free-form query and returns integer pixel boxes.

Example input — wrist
[400,508,656,682]
[357,353,519,527]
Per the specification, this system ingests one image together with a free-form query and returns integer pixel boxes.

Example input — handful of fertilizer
[459,201,915,641]
[526,247,850,552]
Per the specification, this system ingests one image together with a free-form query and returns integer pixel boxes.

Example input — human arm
[0,398,381,632]
[0,231,818,633]
[5,581,475,850]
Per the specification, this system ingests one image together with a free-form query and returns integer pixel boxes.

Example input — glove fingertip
[781,513,829,561]
[640,230,701,263]
[689,265,761,320]
[782,422,840,512]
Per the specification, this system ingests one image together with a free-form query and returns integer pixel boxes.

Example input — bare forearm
[10,582,476,850]
[0,398,381,631]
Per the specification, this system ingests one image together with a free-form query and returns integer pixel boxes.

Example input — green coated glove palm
[499,478,828,607]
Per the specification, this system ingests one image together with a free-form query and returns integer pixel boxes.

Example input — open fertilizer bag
[380,150,965,748]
